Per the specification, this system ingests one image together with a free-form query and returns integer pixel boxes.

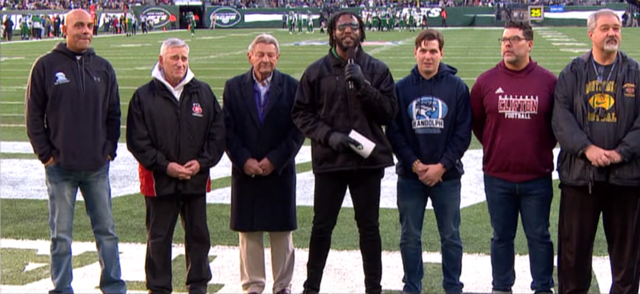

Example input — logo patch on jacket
[54,72,70,85]
[408,96,448,134]
[192,102,203,117]
[623,83,636,98]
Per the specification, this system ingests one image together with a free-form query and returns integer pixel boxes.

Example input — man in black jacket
[126,38,225,294]
[25,9,126,294]
[291,11,398,294]
[552,9,640,294]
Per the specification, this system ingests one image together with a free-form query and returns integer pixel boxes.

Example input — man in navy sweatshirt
[470,20,557,294]
[386,29,471,294]
[25,9,126,294]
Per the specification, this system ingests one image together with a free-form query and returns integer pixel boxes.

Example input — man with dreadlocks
[291,11,398,294]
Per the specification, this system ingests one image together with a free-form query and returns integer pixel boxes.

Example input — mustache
[605,36,619,42]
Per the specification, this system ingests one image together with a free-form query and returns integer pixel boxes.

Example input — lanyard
[591,57,616,89]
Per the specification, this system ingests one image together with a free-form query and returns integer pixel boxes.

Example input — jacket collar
[241,69,282,126]
[151,62,195,100]
[52,42,96,61]
[329,45,365,68]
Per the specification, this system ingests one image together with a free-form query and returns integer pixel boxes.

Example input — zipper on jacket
[176,91,184,163]
[578,62,595,192]
[76,56,85,95]
[339,72,364,168]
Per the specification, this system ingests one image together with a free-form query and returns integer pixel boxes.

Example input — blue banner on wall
[550,5,565,12]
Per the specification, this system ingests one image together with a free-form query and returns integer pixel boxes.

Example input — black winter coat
[224,70,304,232]
[291,48,398,173]
[126,77,225,197]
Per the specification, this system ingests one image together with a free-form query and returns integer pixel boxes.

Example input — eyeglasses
[498,36,530,44]
[337,23,360,32]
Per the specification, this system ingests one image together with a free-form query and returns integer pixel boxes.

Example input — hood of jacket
[405,62,459,99]
[409,62,458,83]
[151,62,195,100]
[52,42,96,60]
[496,58,538,78]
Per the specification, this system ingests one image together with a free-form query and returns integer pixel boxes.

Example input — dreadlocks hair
[327,11,366,48]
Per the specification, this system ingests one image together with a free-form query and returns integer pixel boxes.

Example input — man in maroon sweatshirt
[470,20,557,294]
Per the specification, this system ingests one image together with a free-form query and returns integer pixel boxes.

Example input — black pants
[145,194,212,294]
[304,169,383,294]
[558,183,640,294]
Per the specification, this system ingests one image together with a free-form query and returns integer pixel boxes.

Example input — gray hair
[160,38,190,56]
[587,9,621,32]
[247,33,280,53]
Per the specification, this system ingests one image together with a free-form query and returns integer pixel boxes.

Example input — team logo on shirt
[586,80,617,123]
[588,93,615,110]
[623,83,636,98]
[192,103,203,117]
[54,72,70,85]
[408,96,448,134]
[498,94,539,120]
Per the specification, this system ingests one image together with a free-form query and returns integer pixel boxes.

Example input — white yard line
[0,141,560,209]
[0,238,615,294]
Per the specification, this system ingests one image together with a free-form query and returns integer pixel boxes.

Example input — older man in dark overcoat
[223,33,304,294]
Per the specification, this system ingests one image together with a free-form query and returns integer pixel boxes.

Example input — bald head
[65,9,91,26]
[64,9,94,53]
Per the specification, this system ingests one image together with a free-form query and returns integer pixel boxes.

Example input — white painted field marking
[0,30,188,45]
[560,48,590,53]
[551,42,589,46]
[197,36,226,40]
[0,56,25,62]
[110,44,151,48]
[367,37,414,56]
[0,141,560,210]
[191,50,247,61]
[23,262,47,272]
[0,239,619,294]
[0,86,27,91]
[538,30,590,55]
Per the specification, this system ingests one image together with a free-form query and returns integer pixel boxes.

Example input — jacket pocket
[311,142,334,170]
[558,151,590,186]
[610,158,640,186]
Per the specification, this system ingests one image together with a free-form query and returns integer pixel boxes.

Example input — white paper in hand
[348,130,376,158]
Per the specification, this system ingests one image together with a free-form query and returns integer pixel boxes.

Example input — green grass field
[2,27,640,292]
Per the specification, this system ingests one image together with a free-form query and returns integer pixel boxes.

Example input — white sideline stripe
[0,238,615,294]
[0,141,561,209]
[0,29,189,45]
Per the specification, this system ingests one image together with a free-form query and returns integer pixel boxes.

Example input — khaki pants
[239,231,294,293]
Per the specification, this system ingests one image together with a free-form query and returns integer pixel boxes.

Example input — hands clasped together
[414,161,447,187]
[584,145,623,167]
[243,158,275,178]
[167,160,200,180]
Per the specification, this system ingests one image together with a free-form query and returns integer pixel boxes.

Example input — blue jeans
[45,162,126,294]
[484,174,554,293]
[397,176,463,294]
